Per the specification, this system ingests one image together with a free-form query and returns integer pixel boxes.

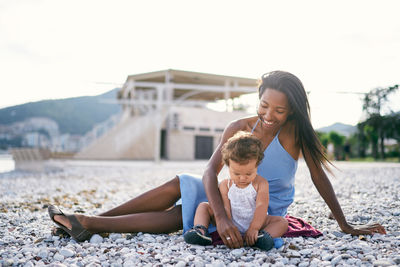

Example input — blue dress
[178,119,298,233]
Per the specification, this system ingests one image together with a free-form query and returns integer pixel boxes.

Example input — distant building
[75,69,258,161]
[0,117,59,149]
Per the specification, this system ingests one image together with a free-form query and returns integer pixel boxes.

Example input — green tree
[363,121,379,159]
[316,131,329,149]
[362,84,399,159]
[355,123,369,158]
[383,113,400,161]
[328,131,345,160]
[362,85,399,115]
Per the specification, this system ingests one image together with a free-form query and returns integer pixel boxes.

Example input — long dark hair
[258,70,332,172]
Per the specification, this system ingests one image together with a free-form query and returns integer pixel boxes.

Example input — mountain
[0,89,121,135]
[317,122,357,137]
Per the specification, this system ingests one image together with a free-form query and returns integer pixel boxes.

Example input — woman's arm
[303,148,386,235]
[203,120,244,248]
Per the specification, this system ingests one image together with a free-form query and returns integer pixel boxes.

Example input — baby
[184,131,288,250]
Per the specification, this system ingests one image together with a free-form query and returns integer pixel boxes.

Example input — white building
[75,69,258,161]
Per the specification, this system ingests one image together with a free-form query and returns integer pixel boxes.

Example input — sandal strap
[66,214,93,242]
[48,205,65,221]
[193,225,209,235]
[258,230,272,238]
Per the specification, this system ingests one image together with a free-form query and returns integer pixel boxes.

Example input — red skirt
[211,215,323,245]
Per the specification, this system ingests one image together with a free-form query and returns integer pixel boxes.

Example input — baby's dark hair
[221,131,264,166]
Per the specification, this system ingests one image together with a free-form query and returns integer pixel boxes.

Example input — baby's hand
[244,228,259,246]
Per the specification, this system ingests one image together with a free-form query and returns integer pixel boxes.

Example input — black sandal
[48,205,92,242]
[183,225,212,246]
[51,226,70,237]
[255,230,274,251]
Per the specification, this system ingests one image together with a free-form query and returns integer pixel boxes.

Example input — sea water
[0,153,15,173]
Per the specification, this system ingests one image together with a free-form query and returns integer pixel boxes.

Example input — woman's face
[257,88,292,129]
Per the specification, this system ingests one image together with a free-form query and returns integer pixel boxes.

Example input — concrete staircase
[75,108,167,160]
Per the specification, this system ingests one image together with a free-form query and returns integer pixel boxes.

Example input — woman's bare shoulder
[226,115,259,133]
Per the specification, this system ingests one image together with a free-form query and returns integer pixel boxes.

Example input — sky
[0,0,399,129]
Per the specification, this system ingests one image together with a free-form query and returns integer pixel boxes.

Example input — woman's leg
[99,176,181,216]
[82,205,183,233]
[53,176,182,233]
[262,215,289,238]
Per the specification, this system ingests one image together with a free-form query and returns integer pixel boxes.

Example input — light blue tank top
[251,119,298,216]
[178,118,298,233]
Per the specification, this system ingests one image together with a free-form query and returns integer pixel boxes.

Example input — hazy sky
[1,0,399,128]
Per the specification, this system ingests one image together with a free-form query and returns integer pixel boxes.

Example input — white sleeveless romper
[227,180,257,234]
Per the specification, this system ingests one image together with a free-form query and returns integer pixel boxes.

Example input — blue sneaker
[184,225,212,246]
[255,230,274,251]
[273,237,284,249]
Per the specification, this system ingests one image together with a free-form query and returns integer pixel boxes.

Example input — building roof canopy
[124,69,258,101]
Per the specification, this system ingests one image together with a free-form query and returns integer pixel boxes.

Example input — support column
[154,85,163,163]
[224,80,231,111]
[164,71,173,159]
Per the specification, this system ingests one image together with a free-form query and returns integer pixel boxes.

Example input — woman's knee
[168,205,183,227]
[163,176,181,196]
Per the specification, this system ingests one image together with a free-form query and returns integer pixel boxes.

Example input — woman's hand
[216,217,243,248]
[341,222,386,235]
[244,228,258,247]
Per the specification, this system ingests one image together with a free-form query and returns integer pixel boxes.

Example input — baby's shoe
[255,230,274,251]
[184,225,212,246]
[273,237,284,249]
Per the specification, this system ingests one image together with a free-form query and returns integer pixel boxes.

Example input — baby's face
[228,159,258,188]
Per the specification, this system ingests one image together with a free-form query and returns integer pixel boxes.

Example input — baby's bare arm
[248,176,269,231]
[218,179,232,220]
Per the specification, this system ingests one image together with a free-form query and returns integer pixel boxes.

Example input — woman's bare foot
[54,214,86,230]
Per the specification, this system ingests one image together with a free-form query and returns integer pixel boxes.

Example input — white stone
[119,247,130,254]
[290,250,301,258]
[89,234,103,244]
[299,249,312,255]
[364,254,376,261]
[231,249,244,258]
[160,257,170,264]
[115,238,125,244]
[211,260,225,267]
[23,261,34,267]
[109,233,122,241]
[170,245,180,251]
[59,248,75,258]
[53,253,65,261]
[193,261,205,267]
[142,235,156,243]
[175,261,186,267]
[321,253,333,261]
[122,260,135,267]
[37,249,48,259]
[373,260,392,266]
[331,255,342,265]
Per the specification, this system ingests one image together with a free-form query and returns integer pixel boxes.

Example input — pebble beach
[1,159,400,267]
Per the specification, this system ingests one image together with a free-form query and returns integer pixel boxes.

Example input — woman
[49,71,386,247]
